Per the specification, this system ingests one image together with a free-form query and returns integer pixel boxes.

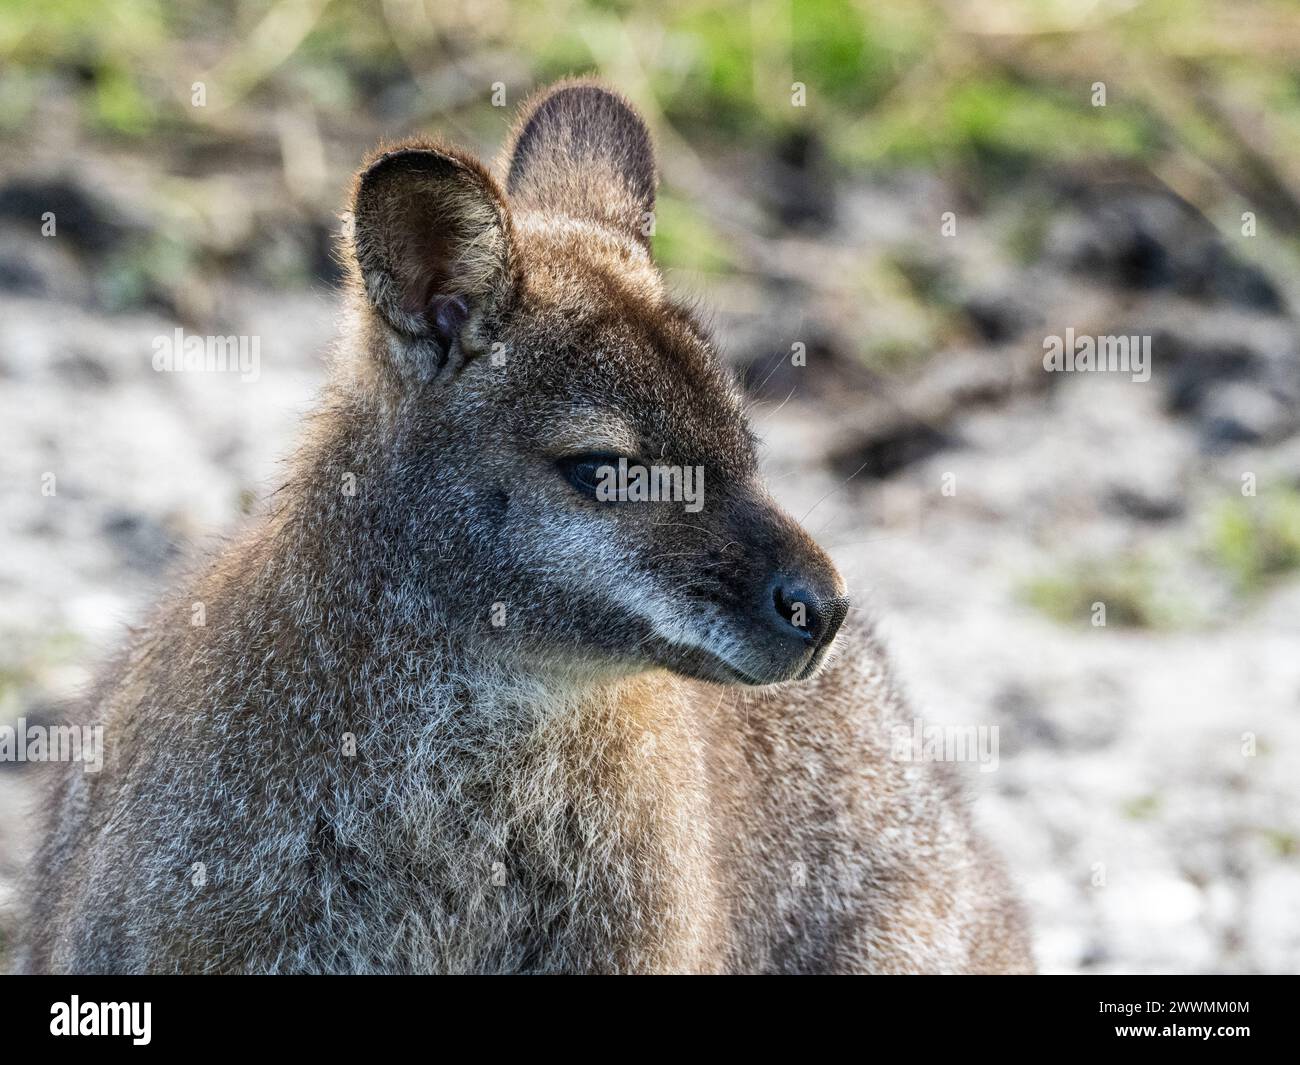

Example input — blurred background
[2,0,1299,973]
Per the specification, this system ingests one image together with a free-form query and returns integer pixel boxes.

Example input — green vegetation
[4,0,1300,349]
[1025,486,1300,630]
[1023,552,1186,630]
[651,190,735,274]
[102,232,197,312]
[1209,487,1300,594]
[843,76,1157,172]
[0,629,83,723]
[1122,793,1161,821]
[1261,828,1298,858]
[2,0,1297,173]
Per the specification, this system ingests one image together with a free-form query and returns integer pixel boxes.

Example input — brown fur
[18,80,1032,974]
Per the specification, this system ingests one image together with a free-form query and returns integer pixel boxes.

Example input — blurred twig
[198,0,332,115]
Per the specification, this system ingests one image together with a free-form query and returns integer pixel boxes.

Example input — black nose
[765,576,848,648]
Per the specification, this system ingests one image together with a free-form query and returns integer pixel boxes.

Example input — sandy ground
[2,164,1298,973]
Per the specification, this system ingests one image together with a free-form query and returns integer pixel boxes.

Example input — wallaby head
[332,78,847,688]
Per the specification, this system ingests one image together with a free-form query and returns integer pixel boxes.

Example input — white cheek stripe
[546,513,755,674]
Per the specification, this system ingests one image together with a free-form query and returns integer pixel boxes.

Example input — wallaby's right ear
[504,80,656,252]
[349,143,513,383]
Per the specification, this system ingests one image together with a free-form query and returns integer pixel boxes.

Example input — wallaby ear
[349,143,512,382]
[504,79,656,251]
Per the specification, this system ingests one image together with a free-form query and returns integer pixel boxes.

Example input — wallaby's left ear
[503,79,656,252]
[349,143,513,383]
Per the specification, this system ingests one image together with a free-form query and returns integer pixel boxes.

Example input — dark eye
[556,453,624,500]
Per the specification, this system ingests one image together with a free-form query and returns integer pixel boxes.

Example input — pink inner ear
[429,295,469,341]
[353,146,507,341]
[396,226,458,315]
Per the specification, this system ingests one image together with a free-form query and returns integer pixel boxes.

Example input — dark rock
[308,218,345,287]
[101,510,178,573]
[738,328,873,402]
[1199,385,1293,450]
[223,214,343,289]
[827,417,954,481]
[52,349,113,386]
[993,682,1064,749]
[1108,485,1185,523]
[1159,335,1258,417]
[1049,185,1284,312]
[0,178,127,256]
[756,128,836,232]
[0,256,46,294]
[963,291,1035,343]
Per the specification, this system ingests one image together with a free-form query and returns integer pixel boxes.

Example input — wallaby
[19,80,1032,974]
